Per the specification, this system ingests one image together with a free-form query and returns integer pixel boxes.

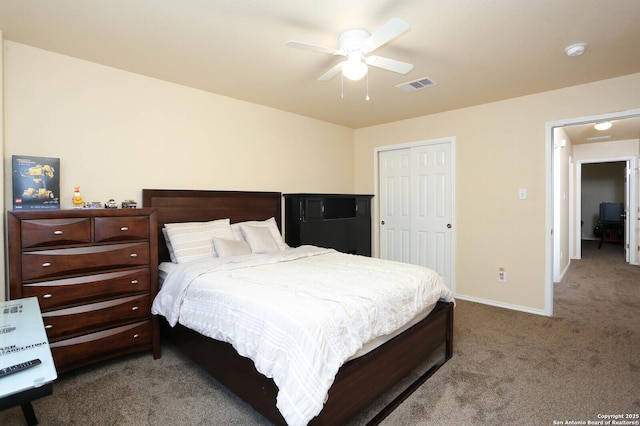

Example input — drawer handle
[45,324,53,329]
[53,230,63,235]
[120,226,129,231]
[130,253,138,258]
[42,294,53,299]
[131,306,139,311]
[133,334,139,339]
[130,279,139,285]
[42,262,52,267]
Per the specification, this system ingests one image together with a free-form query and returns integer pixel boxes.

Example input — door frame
[373,136,457,293]
[545,108,640,316]
[574,158,635,262]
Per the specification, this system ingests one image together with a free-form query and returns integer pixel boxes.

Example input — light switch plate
[518,188,527,200]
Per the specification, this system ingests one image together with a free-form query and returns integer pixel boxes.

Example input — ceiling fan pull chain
[366,73,370,101]
[341,73,344,99]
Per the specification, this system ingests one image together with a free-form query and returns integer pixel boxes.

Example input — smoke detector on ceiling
[565,43,587,57]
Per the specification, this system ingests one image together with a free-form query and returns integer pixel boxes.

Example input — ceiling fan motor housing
[338,29,371,54]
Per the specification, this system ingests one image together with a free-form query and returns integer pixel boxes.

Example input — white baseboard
[555,259,570,283]
[453,294,548,316]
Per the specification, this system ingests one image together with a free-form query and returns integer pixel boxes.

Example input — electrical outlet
[498,267,507,283]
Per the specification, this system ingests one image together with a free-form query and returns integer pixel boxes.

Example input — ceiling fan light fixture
[342,55,368,81]
[594,121,612,131]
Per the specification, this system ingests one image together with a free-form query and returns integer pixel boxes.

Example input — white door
[379,148,412,263]
[636,158,640,264]
[378,140,454,288]
[411,143,453,284]
[625,161,630,263]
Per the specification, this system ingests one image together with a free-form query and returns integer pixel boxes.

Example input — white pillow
[164,219,234,263]
[233,217,287,251]
[230,223,243,241]
[161,228,178,263]
[213,237,252,258]
[241,225,281,254]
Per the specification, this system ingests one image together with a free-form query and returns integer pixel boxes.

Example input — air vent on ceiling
[586,135,612,142]
[396,76,436,92]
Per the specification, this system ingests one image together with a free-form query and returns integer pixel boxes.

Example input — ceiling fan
[287,17,414,81]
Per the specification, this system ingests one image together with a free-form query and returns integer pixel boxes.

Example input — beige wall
[573,138,640,161]
[354,73,640,313]
[2,41,355,300]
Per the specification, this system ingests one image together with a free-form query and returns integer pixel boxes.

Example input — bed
[143,189,454,426]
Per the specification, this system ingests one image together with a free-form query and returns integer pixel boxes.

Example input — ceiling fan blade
[361,18,410,53]
[365,55,414,74]
[317,62,345,81]
[286,40,343,56]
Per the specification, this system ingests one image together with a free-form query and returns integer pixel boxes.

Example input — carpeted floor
[2,240,639,425]
[376,241,640,425]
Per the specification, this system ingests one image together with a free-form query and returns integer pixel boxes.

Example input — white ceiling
[0,0,639,130]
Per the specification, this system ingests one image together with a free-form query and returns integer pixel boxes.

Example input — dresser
[284,194,373,256]
[7,209,160,374]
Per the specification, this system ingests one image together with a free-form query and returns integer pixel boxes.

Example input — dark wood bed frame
[142,189,454,426]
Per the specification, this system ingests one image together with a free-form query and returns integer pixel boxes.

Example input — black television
[599,202,624,223]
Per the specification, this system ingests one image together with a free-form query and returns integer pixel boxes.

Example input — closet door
[378,141,454,288]
[411,143,453,285]
[379,148,412,263]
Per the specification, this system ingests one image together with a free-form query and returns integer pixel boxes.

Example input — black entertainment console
[283,193,373,256]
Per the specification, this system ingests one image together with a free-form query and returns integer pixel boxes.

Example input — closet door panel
[379,148,412,262]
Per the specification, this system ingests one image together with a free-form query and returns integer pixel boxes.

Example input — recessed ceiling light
[564,43,587,57]
[594,121,612,131]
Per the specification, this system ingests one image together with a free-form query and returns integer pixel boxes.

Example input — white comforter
[152,246,453,426]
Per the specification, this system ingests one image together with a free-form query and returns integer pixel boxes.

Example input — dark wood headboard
[142,189,282,263]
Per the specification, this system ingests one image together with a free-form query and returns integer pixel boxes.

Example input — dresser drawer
[22,268,151,310]
[49,320,153,373]
[22,242,150,281]
[94,216,150,242]
[42,294,151,339]
[21,218,91,248]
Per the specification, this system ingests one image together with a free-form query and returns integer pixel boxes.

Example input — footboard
[318,300,453,425]
[160,300,453,425]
